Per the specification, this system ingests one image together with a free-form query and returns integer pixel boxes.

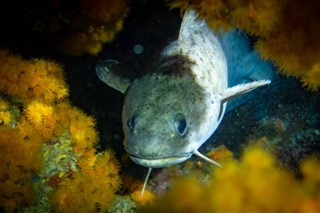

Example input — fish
[96,9,271,193]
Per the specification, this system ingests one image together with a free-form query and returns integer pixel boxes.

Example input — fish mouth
[127,153,192,168]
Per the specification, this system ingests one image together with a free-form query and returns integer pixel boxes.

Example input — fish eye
[127,115,136,132]
[173,113,188,136]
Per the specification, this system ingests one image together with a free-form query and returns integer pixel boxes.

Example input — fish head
[122,73,221,168]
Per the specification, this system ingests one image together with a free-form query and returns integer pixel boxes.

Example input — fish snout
[123,137,192,168]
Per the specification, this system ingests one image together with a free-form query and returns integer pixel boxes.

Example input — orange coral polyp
[24,101,57,138]
[25,101,54,126]
[131,186,155,206]
[302,64,320,91]
[0,98,11,125]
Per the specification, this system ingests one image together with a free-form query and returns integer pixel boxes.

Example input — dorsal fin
[179,9,206,42]
[221,80,271,103]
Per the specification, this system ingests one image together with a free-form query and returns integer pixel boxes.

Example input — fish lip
[127,153,192,168]
[124,146,193,168]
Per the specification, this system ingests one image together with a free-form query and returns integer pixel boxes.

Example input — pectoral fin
[96,60,131,94]
[221,80,271,103]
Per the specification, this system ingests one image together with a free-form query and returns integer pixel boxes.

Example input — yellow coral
[68,106,99,153]
[0,50,122,212]
[61,20,125,56]
[139,147,320,212]
[131,184,156,206]
[0,97,11,125]
[51,150,121,212]
[0,50,69,103]
[0,97,9,110]
[0,125,43,212]
[41,101,100,154]
[167,0,190,16]
[26,102,54,125]
[51,102,73,136]
[207,145,233,162]
[58,0,129,56]
[301,64,320,91]
[0,111,10,125]
[24,101,56,138]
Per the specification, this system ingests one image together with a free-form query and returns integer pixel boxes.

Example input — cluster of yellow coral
[139,147,320,212]
[131,183,156,206]
[169,0,320,91]
[52,151,121,212]
[57,0,129,56]
[0,122,43,212]
[0,50,121,212]
[0,50,68,103]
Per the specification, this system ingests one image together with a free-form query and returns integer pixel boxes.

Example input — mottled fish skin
[96,9,270,168]
[122,10,228,168]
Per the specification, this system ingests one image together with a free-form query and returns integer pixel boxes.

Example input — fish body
[96,10,270,168]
